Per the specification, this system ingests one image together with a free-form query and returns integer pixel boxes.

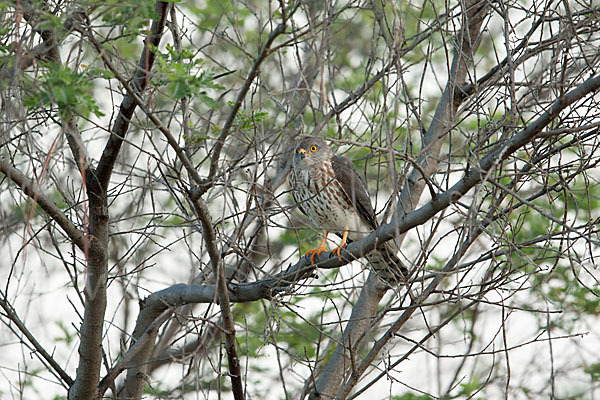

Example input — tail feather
[366,243,408,286]
[340,234,408,286]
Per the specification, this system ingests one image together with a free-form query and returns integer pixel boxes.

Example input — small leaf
[200,94,219,110]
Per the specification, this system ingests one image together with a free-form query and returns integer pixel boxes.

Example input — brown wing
[331,155,377,229]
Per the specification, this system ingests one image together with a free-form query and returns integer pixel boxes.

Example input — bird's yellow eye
[310,145,317,152]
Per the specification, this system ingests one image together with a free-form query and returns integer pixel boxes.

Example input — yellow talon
[305,233,329,263]
[330,229,349,261]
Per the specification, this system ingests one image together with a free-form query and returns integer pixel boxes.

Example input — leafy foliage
[100,0,158,36]
[153,44,224,107]
[23,63,113,120]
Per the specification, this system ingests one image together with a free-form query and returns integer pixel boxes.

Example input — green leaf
[200,93,219,110]
[393,394,435,400]
[584,363,600,382]
[53,321,75,345]
[183,133,210,144]
[23,62,111,120]
[100,0,157,35]
[151,45,225,106]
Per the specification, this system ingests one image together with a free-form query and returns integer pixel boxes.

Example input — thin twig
[0,158,85,251]
[0,293,74,387]
[191,197,245,400]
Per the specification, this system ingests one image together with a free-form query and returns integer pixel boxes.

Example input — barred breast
[290,160,372,240]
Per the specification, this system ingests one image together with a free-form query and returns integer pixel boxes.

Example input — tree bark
[68,2,170,399]
[67,174,109,400]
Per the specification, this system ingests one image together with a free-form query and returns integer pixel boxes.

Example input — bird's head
[293,137,333,168]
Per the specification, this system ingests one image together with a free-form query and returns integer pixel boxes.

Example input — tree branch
[0,293,74,387]
[310,1,490,397]
[192,197,245,400]
[0,158,85,251]
[69,3,170,399]
[93,1,170,192]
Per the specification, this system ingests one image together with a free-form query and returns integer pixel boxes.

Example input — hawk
[289,136,407,284]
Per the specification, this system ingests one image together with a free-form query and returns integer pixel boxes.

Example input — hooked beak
[296,147,307,159]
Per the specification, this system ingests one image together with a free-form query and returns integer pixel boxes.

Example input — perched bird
[288,136,407,284]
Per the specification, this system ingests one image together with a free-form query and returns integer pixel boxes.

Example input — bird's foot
[330,245,346,261]
[305,242,328,264]
[331,229,349,261]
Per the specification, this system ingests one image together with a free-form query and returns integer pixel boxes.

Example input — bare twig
[0,158,85,251]
[192,197,245,399]
[202,11,293,195]
[0,293,74,387]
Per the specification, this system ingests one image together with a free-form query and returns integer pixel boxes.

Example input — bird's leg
[331,229,349,261]
[305,232,329,264]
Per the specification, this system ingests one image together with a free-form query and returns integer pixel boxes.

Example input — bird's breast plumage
[290,159,372,239]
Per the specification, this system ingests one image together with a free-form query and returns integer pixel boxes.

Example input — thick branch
[69,3,170,399]
[98,309,171,397]
[63,109,91,175]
